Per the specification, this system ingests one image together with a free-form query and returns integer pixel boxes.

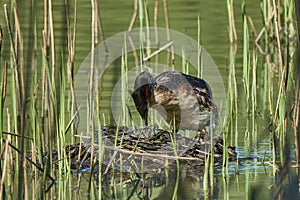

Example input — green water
[0,0,298,199]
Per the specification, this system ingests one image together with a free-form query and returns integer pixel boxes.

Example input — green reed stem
[0,63,7,148]
[139,0,144,30]
[251,47,258,141]
[121,44,129,126]
[203,154,210,197]
[242,2,250,104]
[169,119,180,199]
[209,114,214,188]
[278,94,286,165]
[197,15,202,79]
[181,49,187,74]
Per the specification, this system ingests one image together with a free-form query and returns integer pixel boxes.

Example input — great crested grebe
[131,71,218,140]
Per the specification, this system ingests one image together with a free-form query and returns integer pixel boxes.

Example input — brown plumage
[131,71,218,138]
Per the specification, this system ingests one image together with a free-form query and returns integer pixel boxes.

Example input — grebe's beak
[131,86,150,126]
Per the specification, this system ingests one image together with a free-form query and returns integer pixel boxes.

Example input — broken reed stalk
[143,41,173,62]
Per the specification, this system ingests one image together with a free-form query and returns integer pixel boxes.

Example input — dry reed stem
[247,16,257,37]
[2,62,7,103]
[0,25,2,52]
[271,0,283,69]
[72,0,78,63]
[128,0,138,31]
[4,4,18,66]
[24,160,28,200]
[230,0,237,42]
[65,0,73,63]
[163,0,175,68]
[143,41,173,61]
[13,5,25,100]
[227,0,237,43]
[0,140,9,200]
[295,0,300,166]
[89,1,98,171]
[154,0,159,64]
[43,0,48,50]
[4,4,22,119]
[255,27,267,54]
[293,87,300,164]
[103,150,117,175]
[87,157,97,193]
[78,132,83,162]
[4,3,27,198]
[154,0,159,44]
[2,131,32,140]
[6,108,14,175]
[127,31,140,69]
[271,0,288,128]
[30,141,36,173]
[49,0,57,152]
[42,0,50,155]
[76,173,82,195]
[103,144,212,161]
[273,68,286,126]
[95,1,99,44]
[41,33,47,121]
[65,0,79,136]
[48,0,56,89]
[97,6,108,53]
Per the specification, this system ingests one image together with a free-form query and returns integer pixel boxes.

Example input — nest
[61,126,236,173]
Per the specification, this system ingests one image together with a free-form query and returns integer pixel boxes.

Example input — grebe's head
[131,71,155,125]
